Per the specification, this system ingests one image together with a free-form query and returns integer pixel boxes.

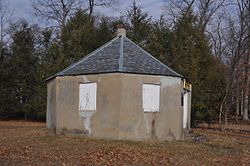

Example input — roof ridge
[56,36,120,76]
[118,36,124,71]
[124,37,183,77]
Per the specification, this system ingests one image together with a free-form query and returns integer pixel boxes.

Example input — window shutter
[143,84,160,112]
[79,83,97,111]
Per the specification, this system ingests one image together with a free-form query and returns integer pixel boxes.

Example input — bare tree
[163,0,225,30]
[216,0,250,128]
[33,0,119,28]
[0,0,13,44]
[164,0,249,128]
[32,0,82,28]
[163,0,195,25]
[0,0,13,59]
[197,0,226,32]
[236,0,249,121]
[85,0,119,16]
[247,0,250,121]
[207,16,225,60]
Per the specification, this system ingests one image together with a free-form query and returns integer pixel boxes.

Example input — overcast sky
[8,0,165,24]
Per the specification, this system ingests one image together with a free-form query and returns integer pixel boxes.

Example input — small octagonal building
[46,27,192,140]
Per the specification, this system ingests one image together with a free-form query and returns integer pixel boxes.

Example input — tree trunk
[224,107,228,128]
[248,90,250,119]
[243,46,249,121]
[219,94,226,131]
[236,97,240,122]
[88,0,94,16]
[219,110,224,130]
[241,90,244,116]
[243,93,249,120]
[236,63,240,122]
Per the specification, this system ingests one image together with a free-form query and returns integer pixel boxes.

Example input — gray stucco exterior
[47,73,191,140]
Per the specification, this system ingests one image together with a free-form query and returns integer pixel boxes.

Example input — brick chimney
[116,24,126,37]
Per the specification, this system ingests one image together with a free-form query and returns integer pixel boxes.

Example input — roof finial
[116,24,126,37]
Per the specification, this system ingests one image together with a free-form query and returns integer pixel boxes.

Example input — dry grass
[0,121,250,166]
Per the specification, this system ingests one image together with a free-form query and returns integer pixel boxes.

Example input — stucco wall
[46,78,57,131]
[118,74,183,140]
[46,73,187,140]
[53,74,121,139]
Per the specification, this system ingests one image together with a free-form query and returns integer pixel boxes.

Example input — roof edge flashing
[49,71,183,78]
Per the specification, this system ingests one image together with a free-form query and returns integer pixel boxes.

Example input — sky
[97,0,165,18]
[7,0,165,25]
[9,0,33,22]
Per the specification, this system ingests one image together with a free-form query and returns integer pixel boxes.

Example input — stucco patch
[143,114,150,134]
[160,77,180,87]
[79,111,96,135]
[81,75,89,82]
[143,113,157,138]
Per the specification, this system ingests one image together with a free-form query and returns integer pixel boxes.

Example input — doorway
[183,92,188,129]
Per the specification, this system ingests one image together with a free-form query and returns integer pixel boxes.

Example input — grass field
[0,121,250,166]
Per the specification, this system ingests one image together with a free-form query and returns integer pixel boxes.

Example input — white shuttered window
[143,84,160,112]
[79,83,97,111]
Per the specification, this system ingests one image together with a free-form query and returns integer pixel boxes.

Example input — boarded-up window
[143,84,160,112]
[79,83,97,111]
